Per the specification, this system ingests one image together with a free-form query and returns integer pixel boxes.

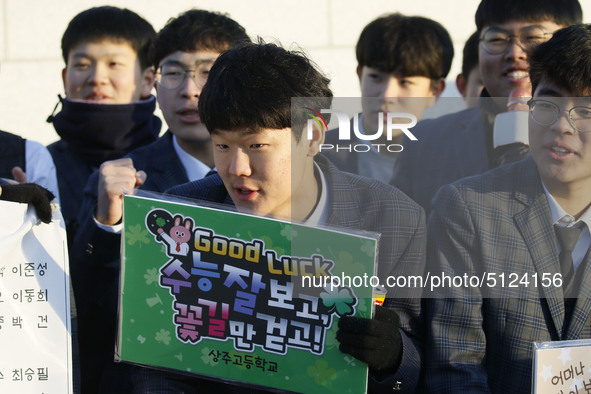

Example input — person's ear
[431,77,446,99]
[305,122,325,157]
[356,65,362,81]
[140,66,156,98]
[62,68,68,93]
[455,74,467,97]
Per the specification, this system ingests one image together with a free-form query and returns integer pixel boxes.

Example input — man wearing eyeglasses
[391,0,583,215]
[423,24,591,392]
[70,10,249,393]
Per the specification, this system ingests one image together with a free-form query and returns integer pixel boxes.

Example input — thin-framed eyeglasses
[528,99,591,132]
[480,26,553,54]
[155,64,210,90]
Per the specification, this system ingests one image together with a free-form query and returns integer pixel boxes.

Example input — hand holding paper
[11,166,27,183]
[0,182,55,223]
[336,306,402,373]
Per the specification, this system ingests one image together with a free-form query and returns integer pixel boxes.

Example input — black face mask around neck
[48,95,162,167]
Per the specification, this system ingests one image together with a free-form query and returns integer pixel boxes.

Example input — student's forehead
[481,19,564,34]
[212,128,292,138]
[534,80,591,100]
[68,39,137,58]
[159,50,220,67]
[362,66,431,80]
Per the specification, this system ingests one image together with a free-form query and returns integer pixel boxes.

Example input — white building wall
[1,0,590,145]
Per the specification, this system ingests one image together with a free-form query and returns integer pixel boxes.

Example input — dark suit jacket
[166,154,427,393]
[71,131,190,393]
[48,140,94,246]
[424,156,591,393]
[0,130,26,177]
[391,105,490,214]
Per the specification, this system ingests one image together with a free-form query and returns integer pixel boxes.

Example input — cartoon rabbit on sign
[157,216,193,256]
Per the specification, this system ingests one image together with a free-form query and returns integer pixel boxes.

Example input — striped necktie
[554,224,582,297]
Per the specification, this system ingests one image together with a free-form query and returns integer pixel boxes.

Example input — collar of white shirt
[172,135,212,182]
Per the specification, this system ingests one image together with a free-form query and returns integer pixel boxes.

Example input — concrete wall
[1,0,590,145]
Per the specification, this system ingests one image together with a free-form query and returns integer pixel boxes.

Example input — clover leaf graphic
[144,268,159,285]
[127,224,149,246]
[201,347,216,366]
[320,286,356,317]
[280,224,298,240]
[307,359,337,385]
[360,240,375,257]
[155,329,171,345]
[324,329,339,349]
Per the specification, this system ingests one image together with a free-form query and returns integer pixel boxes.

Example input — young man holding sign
[164,42,426,392]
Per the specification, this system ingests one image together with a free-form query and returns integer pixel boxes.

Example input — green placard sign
[119,194,377,393]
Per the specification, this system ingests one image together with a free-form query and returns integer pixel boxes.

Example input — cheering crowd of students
[2,1,591,392]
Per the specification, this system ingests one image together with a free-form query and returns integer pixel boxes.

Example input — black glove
[0,183,55,223]
[336,306,402,373]
[492,142,530,168]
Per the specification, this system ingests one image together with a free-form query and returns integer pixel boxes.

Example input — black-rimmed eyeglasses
[528,99,591,132]
[155,64,210,90]
[480,26,552,54]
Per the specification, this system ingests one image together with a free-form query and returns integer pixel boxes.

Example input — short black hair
[529,24,591,97]
[198,41,332,142]
[356,13,454,79]
[475,0,582,33]
[150,9,250,68]
[461,32,480,79]
[61,6,155,70]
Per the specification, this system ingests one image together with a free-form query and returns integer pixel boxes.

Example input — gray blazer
[392,106,489,214]
[424,156,591,393]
